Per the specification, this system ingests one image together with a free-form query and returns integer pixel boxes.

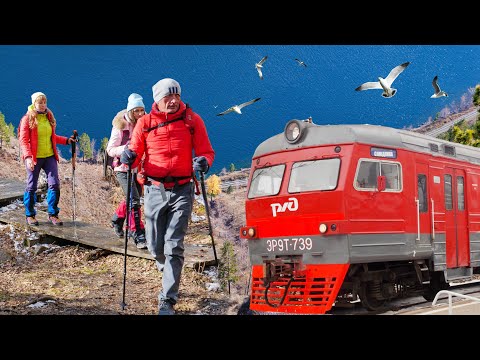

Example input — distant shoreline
[412,105,478,135]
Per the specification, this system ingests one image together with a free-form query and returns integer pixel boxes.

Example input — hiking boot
[136,240,147,250]
[133,231,147,249]
[48,215,63,226]
[111,220,124,238]
[26,216,39,226]
[158,300,175,315]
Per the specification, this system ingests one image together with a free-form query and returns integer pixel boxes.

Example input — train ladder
[414,260,430,285]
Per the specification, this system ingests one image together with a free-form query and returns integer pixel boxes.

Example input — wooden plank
[0,178,26,205]
[0,207,216,268]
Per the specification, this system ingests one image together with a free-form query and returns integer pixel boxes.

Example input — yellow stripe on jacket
[36,115,54,158]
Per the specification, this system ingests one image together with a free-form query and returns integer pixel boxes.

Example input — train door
[444,167,468,267]
[416,163,431,242]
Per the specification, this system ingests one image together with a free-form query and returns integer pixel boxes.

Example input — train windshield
[288,158,340,193]
[248,164,285,199]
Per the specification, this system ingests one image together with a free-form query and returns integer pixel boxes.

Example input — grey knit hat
[152,78,181,103]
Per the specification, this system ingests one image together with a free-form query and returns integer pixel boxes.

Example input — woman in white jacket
[106,93,147,249]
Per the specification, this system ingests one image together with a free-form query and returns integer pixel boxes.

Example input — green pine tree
[473,85,480,107]
[100,137,109,152]
[79,132,93,161]
[218,241,239,294]
[0,112,15,148]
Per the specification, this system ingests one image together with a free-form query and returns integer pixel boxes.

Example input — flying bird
[355,62,410,98]
[295,58,307,67]
[216,98,261,116]
[255,55,268,79]
[431,75,448,98]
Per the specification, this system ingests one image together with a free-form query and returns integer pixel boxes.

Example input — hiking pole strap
[192,172,201,195]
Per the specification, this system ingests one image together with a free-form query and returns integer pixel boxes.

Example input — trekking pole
[71,130,79,222]
[199,171,218,266]
[121,164,133,310]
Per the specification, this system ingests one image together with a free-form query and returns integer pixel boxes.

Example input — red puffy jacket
[129,101,215,188]
[19,109,69,164]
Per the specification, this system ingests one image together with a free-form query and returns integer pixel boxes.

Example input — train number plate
[266,238,313,252]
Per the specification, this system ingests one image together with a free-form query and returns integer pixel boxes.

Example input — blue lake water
[1,45,479,173]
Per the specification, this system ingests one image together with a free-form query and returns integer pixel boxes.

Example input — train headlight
[319,223,328,234]
[284,120,304,144]
[240,226,258,239]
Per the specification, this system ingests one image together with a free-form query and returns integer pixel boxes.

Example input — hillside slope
[0,138,249,315]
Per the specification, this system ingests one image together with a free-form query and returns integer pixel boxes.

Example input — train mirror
[377,175,386,192]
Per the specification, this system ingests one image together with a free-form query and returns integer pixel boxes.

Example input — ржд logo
[270,197,298,217]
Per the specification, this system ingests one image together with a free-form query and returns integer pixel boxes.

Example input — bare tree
[90,138,97,163]
[450,100,459,114]
[439,106,451,119]
[460,95,469,111]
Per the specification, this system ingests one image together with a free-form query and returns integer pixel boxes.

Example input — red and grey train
[240,118,480,314]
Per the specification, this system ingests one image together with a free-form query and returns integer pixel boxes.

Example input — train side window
[355,159,402,191]
[457,176,465,211]
[247,164,285,199]
[381,163,401,190]
[417,174,427,213]
[444,174,453,210]
[356,161,379,189]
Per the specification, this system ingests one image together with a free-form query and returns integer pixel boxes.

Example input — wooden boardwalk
[0,203,217,269]
[0,178,26,206]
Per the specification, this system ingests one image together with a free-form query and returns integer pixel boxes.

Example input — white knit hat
[31,91,46,105]
[152,78,181,103]
[126,93,145,112]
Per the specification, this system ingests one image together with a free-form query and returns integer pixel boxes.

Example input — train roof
[253,122,480,165]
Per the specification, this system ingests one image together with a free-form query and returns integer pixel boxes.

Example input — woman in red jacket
[19,92,75,226]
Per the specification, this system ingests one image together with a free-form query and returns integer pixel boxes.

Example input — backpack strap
[143,104,194,134]
[183,103,194,135]
[143,116,185,133]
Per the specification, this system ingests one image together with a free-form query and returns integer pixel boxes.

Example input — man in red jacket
[121,78,215,315]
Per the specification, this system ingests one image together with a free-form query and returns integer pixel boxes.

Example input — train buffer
[0,207,217,270]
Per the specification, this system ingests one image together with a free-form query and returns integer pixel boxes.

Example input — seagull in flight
[295,58,307,67]
[216,98,261,116]
[355,62,410,98]
[255,56,268,80]
[431,75,448,98]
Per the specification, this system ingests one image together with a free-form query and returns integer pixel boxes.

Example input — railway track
[421,109,478,138]
[220,177,248,190]
[328,280,480,315]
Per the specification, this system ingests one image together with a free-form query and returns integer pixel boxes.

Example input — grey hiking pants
[144,181,194,305]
